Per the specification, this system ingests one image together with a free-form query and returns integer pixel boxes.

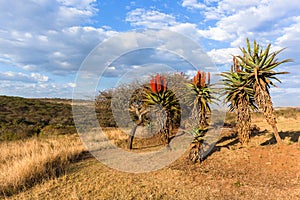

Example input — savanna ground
[1,108,300,200]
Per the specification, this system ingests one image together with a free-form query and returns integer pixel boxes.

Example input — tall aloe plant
[187,70,213,127]
[143,74,180,145]
[221,59,257,145]
[235,39,292,144]
[186,70,215,162]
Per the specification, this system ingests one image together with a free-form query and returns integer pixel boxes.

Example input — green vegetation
[221,62,257,145]
[95,73,186,149]
[221,38,291,144]
[186,70,216,162]
[0,96,75,141]
[235,39,292,144]
[143,74,181,145]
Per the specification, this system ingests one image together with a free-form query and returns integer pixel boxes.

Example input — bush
[0,96,75,141]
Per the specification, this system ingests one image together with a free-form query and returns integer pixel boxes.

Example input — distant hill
[0,95,75,141]
[1,95,299,141]
[35,97,73,105]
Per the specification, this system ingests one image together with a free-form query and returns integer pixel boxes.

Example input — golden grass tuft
[0,135,85,197]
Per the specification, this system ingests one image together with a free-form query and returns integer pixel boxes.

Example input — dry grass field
[0,135,84,197]
[1,108,300,199]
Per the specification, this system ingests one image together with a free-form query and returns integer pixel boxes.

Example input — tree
[143,74,181,146]
[235,39,292,144]
[127,87,149,150]
[186,70,216,162]
[187,70,214,127]
[221,59,257,145]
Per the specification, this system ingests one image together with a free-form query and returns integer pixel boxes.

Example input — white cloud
[126,8,177,28]
[169,23,201,42]
[275,16,300,60]
[0,25,116,75]
[181,0,206,10]
[38,35,48,42]
[31,73,49,82]
[203,0,262,20]
[126,8,205,43]
[198,27,235,41]
[0,71,48,83]
[67,82,76,88]
[207,48,240,65]
[0,1,96,31]
[182,0,300,45]
[0,80,76,98]
[0,0,116,76]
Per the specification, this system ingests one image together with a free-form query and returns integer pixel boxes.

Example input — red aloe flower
[193,75,197,85]
[150,73,168,94]
[156,73,162,93]
[194,70,201,86]
[233,56,242,72]
[193,70,211,87]
[198,71,201,86]
[201,71,206,87]
[150,77,157,93]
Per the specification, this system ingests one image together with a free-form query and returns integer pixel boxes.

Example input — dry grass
[9,143,300,200]
[0,135,85,197]
[81,127,169,152]
[2,108,300,199]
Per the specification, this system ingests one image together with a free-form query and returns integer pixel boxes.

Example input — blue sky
[0,0,300,106]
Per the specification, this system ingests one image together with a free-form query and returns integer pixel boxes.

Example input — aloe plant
[187,127,208,162]
[235,38,292,144]
[143,74,180,145]
[221,61,257,144]
[186,70,214,127]
[186,70,215,162]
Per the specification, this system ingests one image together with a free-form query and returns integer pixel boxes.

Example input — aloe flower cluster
[193,70,210,87]
[231,57,243,72]
[150,73,167,93]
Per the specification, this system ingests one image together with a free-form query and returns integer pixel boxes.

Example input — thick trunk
[128,105,149,150]
[127,124,138,150]
[188,101,209,161]
[163,112,171,145]
[127,120,143,150]
[254,84,282,144]
[192,101,208,128]
[188,142,202,163]
[236,99,251,145]
[272,125,283,145]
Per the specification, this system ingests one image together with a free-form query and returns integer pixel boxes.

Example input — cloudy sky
[0,0,300,106]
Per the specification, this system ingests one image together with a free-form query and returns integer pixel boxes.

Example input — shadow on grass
[261,131,300,146]
[201,128,271,162]
[215,126,268,149]
[74,150,94,161]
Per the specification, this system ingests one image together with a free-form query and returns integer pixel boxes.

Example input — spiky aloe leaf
[235,38,293,144]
